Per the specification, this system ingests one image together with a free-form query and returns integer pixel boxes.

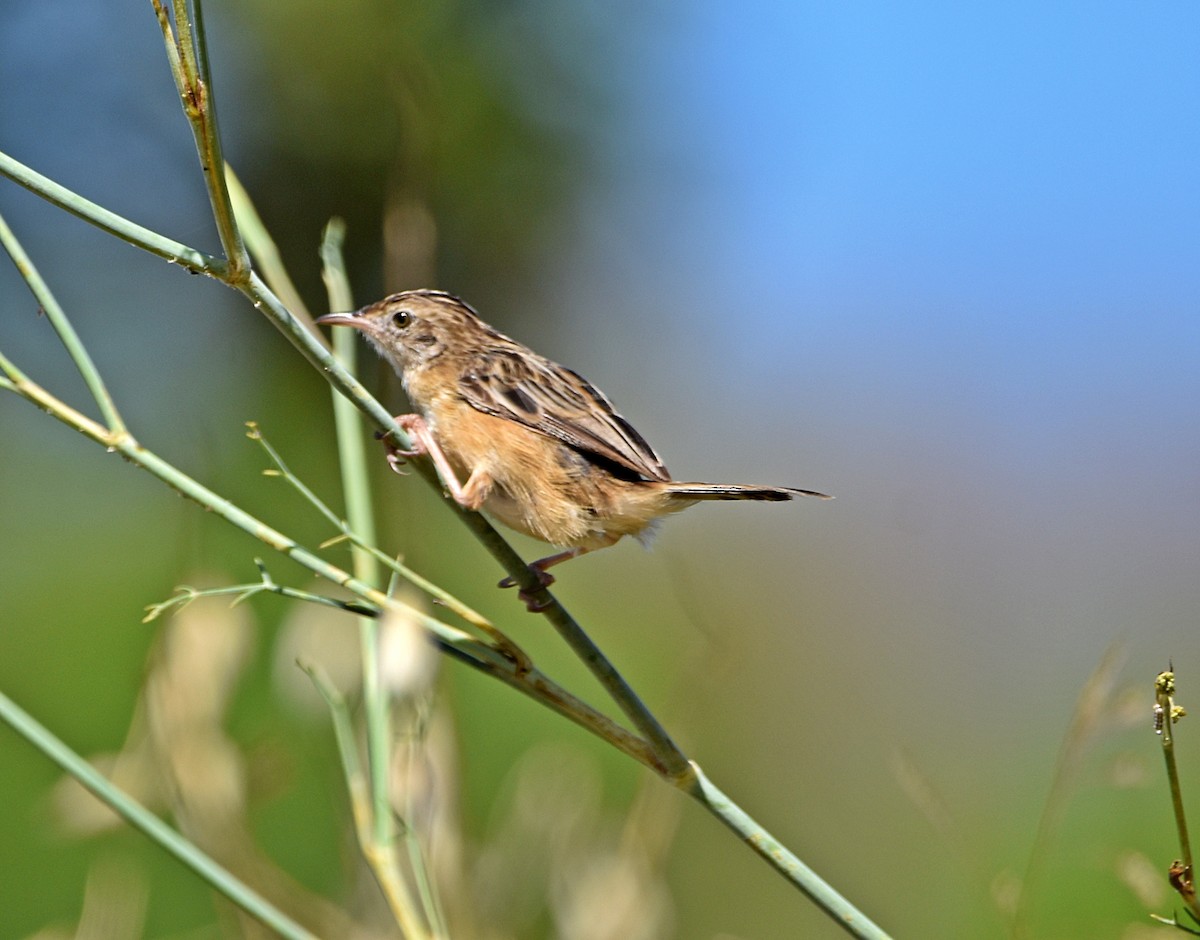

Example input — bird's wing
[459,346,671,482]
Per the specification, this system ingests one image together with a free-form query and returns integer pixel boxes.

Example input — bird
[317,290,829,608]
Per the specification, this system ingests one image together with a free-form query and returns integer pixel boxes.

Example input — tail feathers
[666,482,832,501]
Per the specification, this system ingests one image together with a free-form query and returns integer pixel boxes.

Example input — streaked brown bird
[317,291,829,607]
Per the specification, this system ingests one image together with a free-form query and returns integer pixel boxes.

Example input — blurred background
[2,2,1199,937]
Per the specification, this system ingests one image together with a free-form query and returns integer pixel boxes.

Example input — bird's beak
[315,311,364,329]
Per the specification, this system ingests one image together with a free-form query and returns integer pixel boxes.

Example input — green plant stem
[680,764,887,940]
[1156,670,1200,924]
[154,0,250,278]
[248,423,505,639]
[450,503,689,774]
[302,664,432,940]
[0,213,125,433]
[225,166,311,322]
[319,221,397,888]
[0,149,219,272]
[141,565,378,622]
[1158,673,1194,873]
[0,689,318,940]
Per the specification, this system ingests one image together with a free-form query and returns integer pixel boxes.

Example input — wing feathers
[461,349,672,482]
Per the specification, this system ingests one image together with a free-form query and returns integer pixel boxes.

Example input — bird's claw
[376,425,425,475]
[499,567,556,612]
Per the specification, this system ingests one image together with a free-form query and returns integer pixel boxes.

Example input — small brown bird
[317,291,829,606]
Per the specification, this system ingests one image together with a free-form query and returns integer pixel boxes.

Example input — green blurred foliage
[224,0,595,302]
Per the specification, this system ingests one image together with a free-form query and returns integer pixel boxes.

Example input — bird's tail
[665,482,832,501]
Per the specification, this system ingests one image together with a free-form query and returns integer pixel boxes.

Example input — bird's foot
[377,414,429,474]
[498,566,557,612]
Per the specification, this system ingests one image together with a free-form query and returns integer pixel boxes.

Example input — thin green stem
[1158,672,1195,873]
[141,566,377,623]
[319,222,395,868]
[157,0,249,277]
[247,420,510,640]
[1156,670,1200,924]
[188,0,250,277]
[149,0,187,101]
[0,149,220,272]
[397,707,451,940]
[0,212,125,433]
[679,764,888,940]
[0,345,115,445]
[226,165,312,322]
[0,689,318,940]
[169,0,197,81]
[451,505,689,775]
[301,664,432,940]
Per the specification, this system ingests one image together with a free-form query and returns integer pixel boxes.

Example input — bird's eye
[391,309,413,329]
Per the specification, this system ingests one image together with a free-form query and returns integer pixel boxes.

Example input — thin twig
[301,664,433,940]
[225,165,314,324]
[0,214,125,433]
[155,0,250,278]
[0,689,318,940]
[141,564,376,623]
[246,420,523,656]
[1156,669,1200,923]
[318,222,398,893]
[0,149,221,272]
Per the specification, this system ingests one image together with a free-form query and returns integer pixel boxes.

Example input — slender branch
[319,221,396,874]
[154,0,250,277]
[247,420,521,655]
[149,0,187,104]
[0,149,221,272]
[301,664,433,940]
[141,563,377,623]
[0,689,319,940]
[1156,669,1200,924]
[447,502,689,775]
[0,344,117,447]
[225,165,312,322]
[1157,671,1194,873]
[679,764,887,940]
[0,213,125,433]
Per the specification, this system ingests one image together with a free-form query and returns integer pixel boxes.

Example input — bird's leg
[499,540,618,612]
[497,548,580,591]
[384,414,493,510]
[380,413,428,473]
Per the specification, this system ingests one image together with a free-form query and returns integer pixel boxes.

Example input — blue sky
[554,2,1200,481]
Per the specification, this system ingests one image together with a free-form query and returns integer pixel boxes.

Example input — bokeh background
[2,2,1199,938]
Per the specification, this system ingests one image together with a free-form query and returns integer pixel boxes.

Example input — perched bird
[317,290,829,607]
